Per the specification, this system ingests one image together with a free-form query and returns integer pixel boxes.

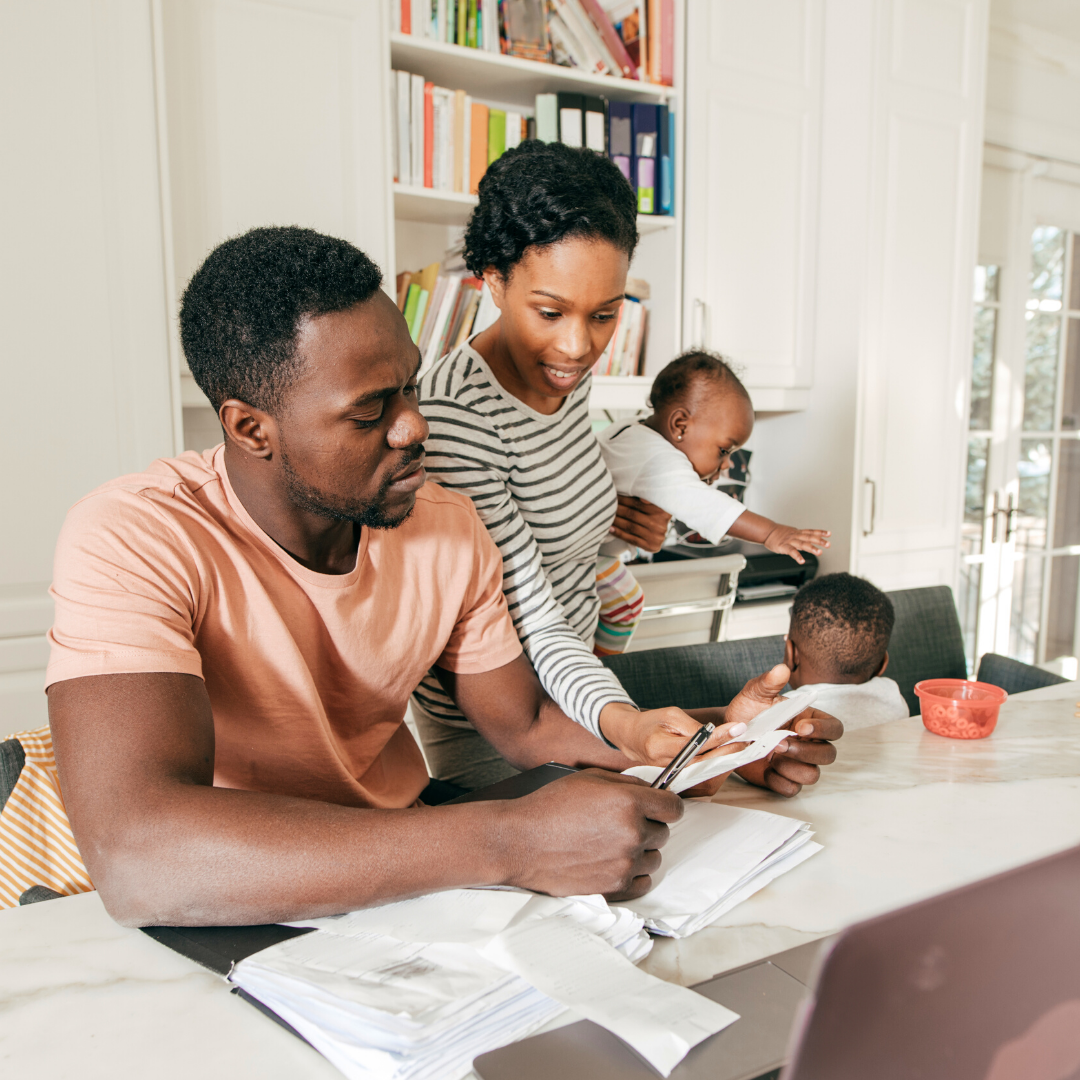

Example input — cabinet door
[0,0,176,726]
[681,0,823,391]
[853,0,989,590]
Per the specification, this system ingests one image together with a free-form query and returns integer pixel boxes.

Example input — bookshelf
[386,8,687,415]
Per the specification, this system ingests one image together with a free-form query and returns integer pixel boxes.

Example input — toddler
[784,572,909,728]
[598,350,829,561]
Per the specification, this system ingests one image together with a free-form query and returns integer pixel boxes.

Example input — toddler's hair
[648,349,752,412]
[789,573,895,682]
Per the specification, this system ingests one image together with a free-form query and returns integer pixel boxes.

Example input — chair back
[976,653,1068,695]
[885,586,967,713]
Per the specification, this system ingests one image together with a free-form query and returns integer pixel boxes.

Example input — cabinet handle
[863,477,876,536]
[691,298,710,347]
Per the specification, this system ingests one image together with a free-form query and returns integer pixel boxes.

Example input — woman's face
[483,236,629,409]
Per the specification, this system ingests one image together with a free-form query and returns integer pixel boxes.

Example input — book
[452,89,467,193]
[469,102,489,192]
[487,108,506,165]
[608,100,633,184]
[505,110,522,151]
[433,86,453,190]
[402,283,422,338]
[409,74,424,187]
[502,0,550,62]
[535,93,558,143]
[647,0,660,83]
[557,92,584,148]
[579,0,638,79]
[395,70,411,185]
[632,102,658,212]
[462,93,473,192]
[584,95,606,153]
[401,0,411,35]
[422,82,434,188]
[660,0,674,86]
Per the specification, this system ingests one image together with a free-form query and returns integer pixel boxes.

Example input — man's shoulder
[413,481,481,523]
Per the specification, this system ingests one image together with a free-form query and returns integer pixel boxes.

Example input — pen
[650,723,715,790]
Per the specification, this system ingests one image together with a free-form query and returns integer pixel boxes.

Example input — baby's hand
[763,525,831,564]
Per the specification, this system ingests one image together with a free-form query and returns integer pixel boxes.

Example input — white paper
[728,689,818,742]
[480,913,738,1077]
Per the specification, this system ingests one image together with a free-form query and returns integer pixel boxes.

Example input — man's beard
[279,443,422,529]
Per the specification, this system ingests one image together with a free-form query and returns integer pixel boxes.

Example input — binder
[535,93,558,143]
[584,96,606,153]
[632,103,658,213]
[608,100,633,185]
[658,103,673,215]
[557,92,584,148]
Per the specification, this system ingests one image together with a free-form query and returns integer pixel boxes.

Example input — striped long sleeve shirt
[416,343,634,739]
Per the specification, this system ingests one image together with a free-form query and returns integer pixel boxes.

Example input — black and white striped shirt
[415,342,633,739]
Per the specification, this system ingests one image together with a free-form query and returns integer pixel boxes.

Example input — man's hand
[599,700,747,767]
[500,770,684,901]
[610,495,672,552]
[762,525,831,565]
[725,663,843,797]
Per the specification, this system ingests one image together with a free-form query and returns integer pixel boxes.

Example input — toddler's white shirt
[596,420,747,544]
[784,676,910,731]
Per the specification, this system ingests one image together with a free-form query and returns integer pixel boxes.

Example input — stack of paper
[625,801,822,938]
[231,890,737,1080]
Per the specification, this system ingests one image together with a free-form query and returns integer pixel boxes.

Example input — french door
[961,220,1080,673]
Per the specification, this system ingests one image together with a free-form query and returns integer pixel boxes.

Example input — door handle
[1004,493,1018,543]
[991,490,1000,543]
[863,477,876,536]
[691,298,709,347]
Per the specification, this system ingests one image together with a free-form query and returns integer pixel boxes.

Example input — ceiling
[992,0,1080,44]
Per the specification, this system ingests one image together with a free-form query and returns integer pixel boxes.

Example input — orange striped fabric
[0,727,93,908]
[593,556,645,657]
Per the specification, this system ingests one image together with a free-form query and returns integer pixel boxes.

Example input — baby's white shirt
[596,420,747,544]
[784,676,910,731]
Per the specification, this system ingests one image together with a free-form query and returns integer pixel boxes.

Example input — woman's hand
[762,525,831,565]
[611,495,671,553]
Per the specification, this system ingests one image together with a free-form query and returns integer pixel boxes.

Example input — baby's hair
[789,573,895,682]
[648,349,751,412]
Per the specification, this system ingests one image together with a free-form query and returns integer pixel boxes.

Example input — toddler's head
[647,350,754,482]
[785,573,895,688]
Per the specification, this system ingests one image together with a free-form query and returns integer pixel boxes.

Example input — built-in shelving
[393,183,677,233]
[389,34,677,109]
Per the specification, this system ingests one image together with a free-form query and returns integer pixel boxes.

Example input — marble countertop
[3,681,1079,1078]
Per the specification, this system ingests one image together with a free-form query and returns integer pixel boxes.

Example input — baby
[784,572,909,728]
[598,350,829,561]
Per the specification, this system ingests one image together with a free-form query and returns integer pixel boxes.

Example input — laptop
[474,839,1080,1080]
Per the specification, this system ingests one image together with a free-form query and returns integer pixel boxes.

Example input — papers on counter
[232,891,737,1080]
[623,690,819,794]
[625,801,822,937]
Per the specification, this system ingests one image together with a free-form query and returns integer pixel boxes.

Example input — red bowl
[914,678,1008,739]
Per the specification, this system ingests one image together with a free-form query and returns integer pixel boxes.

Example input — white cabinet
[0,0,176,726]
[681,0,823,397]
[852,0,989,589]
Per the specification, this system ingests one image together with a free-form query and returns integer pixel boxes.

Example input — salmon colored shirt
[46,445,522,809]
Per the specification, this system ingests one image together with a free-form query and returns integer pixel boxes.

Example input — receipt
[480,913,738,1076]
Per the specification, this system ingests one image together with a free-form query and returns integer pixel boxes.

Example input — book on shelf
[591,278,650,377]
[391,0,673,86]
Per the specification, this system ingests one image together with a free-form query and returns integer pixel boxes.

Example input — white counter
[2,682,1078,1078]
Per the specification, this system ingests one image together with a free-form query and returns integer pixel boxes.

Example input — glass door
[960,226,1080,674]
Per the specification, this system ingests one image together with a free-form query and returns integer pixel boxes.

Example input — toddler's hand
[763,525,831,564]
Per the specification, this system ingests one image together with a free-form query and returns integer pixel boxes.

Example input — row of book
[392,1,674,87]
[591,278,649,377]
[392,74,674,215]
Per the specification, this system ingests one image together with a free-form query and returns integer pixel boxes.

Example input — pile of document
[626,801,822,938]
[231,889,737,1080]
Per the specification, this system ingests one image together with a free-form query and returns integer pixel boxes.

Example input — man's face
[274,290,428,528]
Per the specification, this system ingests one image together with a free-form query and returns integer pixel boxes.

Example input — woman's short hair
[463,141,639,278]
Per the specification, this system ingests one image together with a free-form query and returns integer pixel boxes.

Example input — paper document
[625,801,823,937]
[623,691,818,793]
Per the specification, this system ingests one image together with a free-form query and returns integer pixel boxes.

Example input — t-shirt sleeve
[627,444,747,545]
[435,504,524,674]
[45,489,205,688]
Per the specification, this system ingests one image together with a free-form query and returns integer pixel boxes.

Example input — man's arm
[49,672,684,928]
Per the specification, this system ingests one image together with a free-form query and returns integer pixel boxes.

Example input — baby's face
[681,392,754,482]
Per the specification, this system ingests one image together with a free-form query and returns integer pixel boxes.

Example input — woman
[415,141,832,792]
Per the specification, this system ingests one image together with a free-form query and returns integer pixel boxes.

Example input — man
[46,227,839,927]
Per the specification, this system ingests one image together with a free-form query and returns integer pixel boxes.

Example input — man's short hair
[179,226,383,413]
[648,349,751,412]
[789,572,895,682]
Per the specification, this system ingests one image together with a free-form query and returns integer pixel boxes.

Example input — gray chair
[976,653,1068,695]
[602,584,968,716]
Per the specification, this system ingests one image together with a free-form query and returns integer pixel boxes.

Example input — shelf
[390,34,676,110]
[589,375,653,411]
[393,184,675,234]
[180,371,212,409]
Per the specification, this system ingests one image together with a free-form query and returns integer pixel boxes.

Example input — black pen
[650,723,716,790]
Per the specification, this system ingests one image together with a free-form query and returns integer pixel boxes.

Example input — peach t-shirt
[46,446,522,809]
